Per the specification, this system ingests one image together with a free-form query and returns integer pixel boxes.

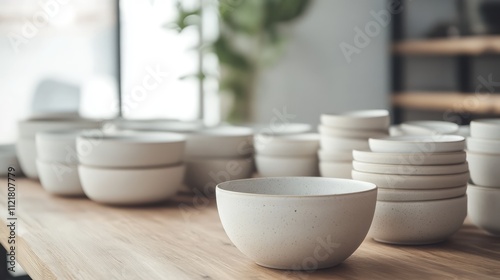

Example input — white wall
[253,0,390,126]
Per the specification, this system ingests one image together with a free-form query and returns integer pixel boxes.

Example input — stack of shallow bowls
[77,131,187,205]
[16,116,102,179]
[184,126,254,194]
[36,130,86,196]
[318,110,390,178]
[254,133,319,177]
[467,119,500,236]
[352,135,468,245]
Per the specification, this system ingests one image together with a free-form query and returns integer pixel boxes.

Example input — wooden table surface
[1,179,500,280]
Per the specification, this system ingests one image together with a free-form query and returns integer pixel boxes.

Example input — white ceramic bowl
[0,145,21,177]
[352,150,466,166]
[256,155,318,177]
[79,164,185,205]
[400,121,459,135]
[319,162,352,179]
[470,119,500,139]
[248,123,311,135]
[351,170,469,190]
[254,133,319,157]
[466,137,500,155]
[320,110,390,130]
[77,131,186,168]
[18,117,102,139]
[36,159,84,196]
[114,119,204,133]
[378,185,467,202]
[369,135,466,153]
[320,135,369,152]
[36,130,82,164]
[318,125,388,139]
[352,161,468,175]
[186,126,254,158]
[318,149,353,162]
[184,157,254,194]
[467,183,500,236]
[370,195,467,245]
[466,151,500,187]
[16,139,38,179]
[216,177,377,270]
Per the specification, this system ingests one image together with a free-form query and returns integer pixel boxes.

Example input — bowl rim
[353,149,466,159]
[370,135,465,143]
[321,109,389,119]
[375,194,466,204]
[351,169,470,179]
[77,131,186,144]
[352,160,469,174]
[465,149,500,157]
[466,137,500,144]
[193,126,253,137]
[216,177,377,198]
[254,133,319,143]
[471,119,500,127]
[467,182,500,191]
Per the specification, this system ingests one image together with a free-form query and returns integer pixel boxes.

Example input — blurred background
[2,0,500,144]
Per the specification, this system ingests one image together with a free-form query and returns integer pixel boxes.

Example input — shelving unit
[393,36,500,55]
[391,2,500,124]
[392,92,500,114]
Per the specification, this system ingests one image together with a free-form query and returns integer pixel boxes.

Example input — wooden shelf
[393,36,500,55]
[3,179,500,279]
[393,92,500,114]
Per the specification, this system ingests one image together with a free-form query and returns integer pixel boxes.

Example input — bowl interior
[217,177,375,196]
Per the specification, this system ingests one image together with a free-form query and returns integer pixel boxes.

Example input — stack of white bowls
[184,126,254,194]
[254,133,320,177]
[36,130,86,196]
[318,110,390,178]
[16,116,102,179]
[352,135,469,245]
[77,131,187,205]
[467,119,500,236]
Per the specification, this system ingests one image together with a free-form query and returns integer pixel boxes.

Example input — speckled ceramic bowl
[369,195,467,245]
[467,183,500,236]
[216,177,377,270]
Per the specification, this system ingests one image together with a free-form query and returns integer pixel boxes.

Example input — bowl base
[373,237,448,246]
[255,261,342,271]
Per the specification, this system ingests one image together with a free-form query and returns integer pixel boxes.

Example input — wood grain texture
[393,36,500,55]
[1,179,500,280]
[393,92,500,114]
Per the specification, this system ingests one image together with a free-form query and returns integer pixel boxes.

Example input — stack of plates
[318,110,389,178]
[352,135,468,245]
[467,119,500,236]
